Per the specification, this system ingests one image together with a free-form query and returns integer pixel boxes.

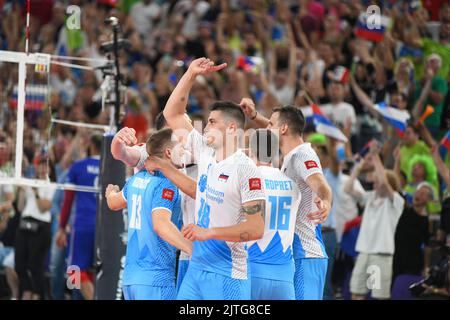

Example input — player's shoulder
[234,150,257,166]
[154,172,179,193]
[293,143,319,161]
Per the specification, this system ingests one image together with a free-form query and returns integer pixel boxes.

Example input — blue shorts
[251,277,295,300]
[123,285,176,300]
[176,259,189,292]
[294,258,327,300]
[67,228,95,271]
[177,265,251,300]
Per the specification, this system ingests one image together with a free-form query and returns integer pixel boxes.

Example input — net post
[14,60,26,179]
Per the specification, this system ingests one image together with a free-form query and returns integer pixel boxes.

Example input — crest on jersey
[249,178,262,190]
[162,188,174,201]
[304,160,318,170]
[218,174,229,182]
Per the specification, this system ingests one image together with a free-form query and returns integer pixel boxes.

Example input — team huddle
[105,58,333,300]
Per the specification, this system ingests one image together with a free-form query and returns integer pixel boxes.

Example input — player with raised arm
[247,129,301,300]
[110,112,197,291]
[147,58,266,300]
[105,128,192,300]
[240,98,333,300]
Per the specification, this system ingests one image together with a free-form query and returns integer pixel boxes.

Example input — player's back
[281,143,328,259]
[247,166,300,281]
[68,156,100,230]
[122,170,182,287]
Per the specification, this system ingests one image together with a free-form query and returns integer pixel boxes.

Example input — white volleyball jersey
[247,166,301,281]
[185,129,266,280]
[281,143,328,259]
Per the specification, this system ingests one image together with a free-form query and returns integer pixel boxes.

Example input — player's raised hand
[182,223,212,241]
[187,57,227,77]
[105,184,120,198]
[113,127,137,146]
[239,98,257,119]
[307,196,330,224]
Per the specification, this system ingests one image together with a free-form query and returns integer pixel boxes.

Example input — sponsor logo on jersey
[249,178,262,190]
[304,160,318,170]
[162,188,174,201]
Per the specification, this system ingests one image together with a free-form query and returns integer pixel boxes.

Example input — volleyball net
[0,49,114,193]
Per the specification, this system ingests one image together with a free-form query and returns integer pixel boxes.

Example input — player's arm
[182,199,265,242]
[146,155,197,199]
[111,127,142,167]
[56,189,75,248]
[152,209,192,255]
[164,57,227,134]
[305,173,333,224]
[239,98,270,128]
[105,184,127,211]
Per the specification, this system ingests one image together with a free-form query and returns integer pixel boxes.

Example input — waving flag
[355,12,391,42]
[236,55,264,74]
[311,104,348,143]
[440,130,450,152]
[331,66,350,84]
[373,102,410,137]
[9,85,48,110]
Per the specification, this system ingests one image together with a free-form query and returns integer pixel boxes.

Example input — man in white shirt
[320,80,357,134]
[344,144,405,300]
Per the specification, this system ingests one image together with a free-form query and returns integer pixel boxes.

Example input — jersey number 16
[268,196,292,231]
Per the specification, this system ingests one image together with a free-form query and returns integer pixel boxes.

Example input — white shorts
[350,253,393,299]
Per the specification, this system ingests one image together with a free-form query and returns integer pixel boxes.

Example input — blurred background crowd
[0,0,449,300]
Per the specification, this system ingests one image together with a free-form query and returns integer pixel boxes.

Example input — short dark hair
[155,111,167,130]
[249,129,279,163]
[146,128,174,157]
[90,134,102,152]
[272,105,305,136]
[210,101,245,129]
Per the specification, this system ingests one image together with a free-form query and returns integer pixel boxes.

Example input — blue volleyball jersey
[67,156,100,231]
[122,170,182,287]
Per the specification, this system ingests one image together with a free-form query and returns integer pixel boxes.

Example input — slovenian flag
[440,130,450,152]
[355,12,391,42]
[236,55,264,74]
[218,174,229,182]
[373,102,410,137]
[311,104,348,143]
